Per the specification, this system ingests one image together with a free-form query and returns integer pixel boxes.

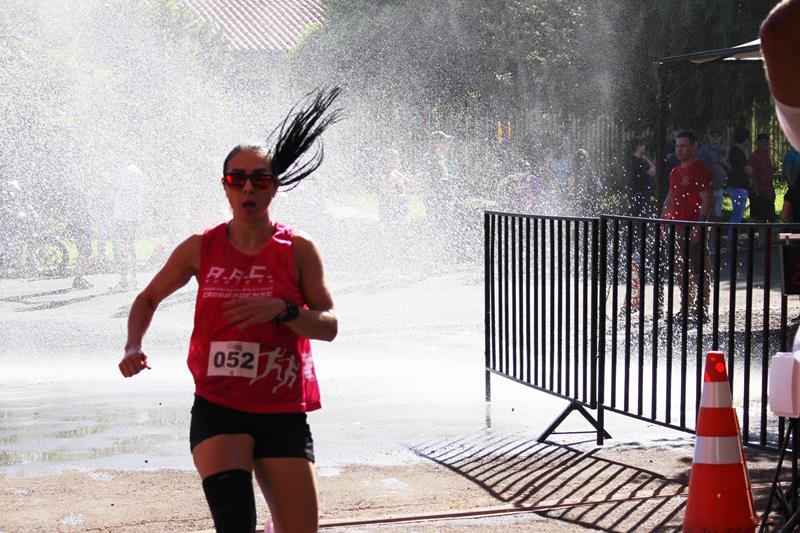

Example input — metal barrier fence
[485,210,800,450]
[484,211,608,440]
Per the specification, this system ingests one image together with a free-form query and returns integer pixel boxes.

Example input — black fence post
[484,211,492,404]
[597,217,608,445]
[590,218,599,410]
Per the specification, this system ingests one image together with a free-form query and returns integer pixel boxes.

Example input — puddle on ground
[59,512,86,527]
[381,477,409,491]
[317,466,341,477]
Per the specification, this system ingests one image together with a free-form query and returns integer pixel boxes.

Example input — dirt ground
[1,463,541,533]
[1,261,794,532]
[0,432,699,533]
[1,424,793,532]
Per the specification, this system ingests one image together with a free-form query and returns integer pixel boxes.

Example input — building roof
[184,0,325,53]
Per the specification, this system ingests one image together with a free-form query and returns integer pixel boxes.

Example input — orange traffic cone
[683,351,757,532]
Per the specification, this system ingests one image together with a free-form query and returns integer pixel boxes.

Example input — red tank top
[187,222,320,413]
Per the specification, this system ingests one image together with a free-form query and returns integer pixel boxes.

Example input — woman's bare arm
[287,233,337,342]
[119,235,200,377]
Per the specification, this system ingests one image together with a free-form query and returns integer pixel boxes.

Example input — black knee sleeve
[201,469,256,533]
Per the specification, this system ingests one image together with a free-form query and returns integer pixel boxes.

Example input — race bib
[208,341,259,378]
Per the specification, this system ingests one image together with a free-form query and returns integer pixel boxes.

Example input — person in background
[726,128,754,245]
[65,184,96,290]
[761,0,800,150]
[421,130,466,258]
[666,124,685,177]
[784,146,800,186]
[568,148,602,215]
[497,170,535,213]
[110,162,145,292]
[625,139,656,218]
[661,130,713,321]
[749,133,776,222]
[377,148,411,227]
[781,179,800,223]
[621,139,655,314]
[549,141,571,183]
[697,127,729,221]
[749,133,777,248]
[421,130,456,220]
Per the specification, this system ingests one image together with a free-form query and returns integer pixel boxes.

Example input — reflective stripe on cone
[693,436,743,465]
[700,381,733,408]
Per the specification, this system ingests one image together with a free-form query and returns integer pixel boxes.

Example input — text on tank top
[187,221,321,414]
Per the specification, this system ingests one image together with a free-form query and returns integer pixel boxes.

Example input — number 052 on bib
[207,341,259,378]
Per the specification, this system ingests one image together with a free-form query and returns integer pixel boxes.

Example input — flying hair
[267,86,344,190]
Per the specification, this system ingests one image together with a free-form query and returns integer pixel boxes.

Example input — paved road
[0,263,786,531]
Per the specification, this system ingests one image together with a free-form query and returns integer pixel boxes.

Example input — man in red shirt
[661,130,713,319]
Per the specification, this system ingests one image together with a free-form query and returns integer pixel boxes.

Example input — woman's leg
[193,434,257,533]
[254,458,318,533]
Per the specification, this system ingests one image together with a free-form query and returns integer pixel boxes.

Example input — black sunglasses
[222,170,275,189]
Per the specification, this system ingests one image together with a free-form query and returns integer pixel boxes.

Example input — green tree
[0,0,233,227]
[294,0,776,140]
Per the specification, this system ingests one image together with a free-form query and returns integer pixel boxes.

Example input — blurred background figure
[549,140,570,183]
[377,148,412,227]
[624,138,656,218]
[567,148,602,216]
[748,133,776,249]
[110,162,145,292]
[63,182,96,290]
[781,178,800,223]
[0,178,26,274]
[421,130,456,219]
[726,128,753,246]
[666,124,685,178]
[783,146,800,186]
[697,127,729,221]
[420,130,464,258]
[496,168,535,213]
[748,133,776,224]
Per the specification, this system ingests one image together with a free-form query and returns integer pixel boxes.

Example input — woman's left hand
[221,297,286,329]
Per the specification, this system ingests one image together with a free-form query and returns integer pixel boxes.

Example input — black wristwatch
[275,299,300,326]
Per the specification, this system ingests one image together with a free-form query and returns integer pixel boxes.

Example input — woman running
[118,87,342,533]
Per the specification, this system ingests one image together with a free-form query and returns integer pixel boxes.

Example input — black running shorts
[189,395,315,462]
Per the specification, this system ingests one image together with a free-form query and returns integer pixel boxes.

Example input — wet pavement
[0,263,790,531]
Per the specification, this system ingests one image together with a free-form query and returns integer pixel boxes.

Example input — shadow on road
[411,431,687,531]
[411,431,796,532]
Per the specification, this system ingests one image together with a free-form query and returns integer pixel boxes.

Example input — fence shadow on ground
[410,430,795,532]
[411,430,688,531]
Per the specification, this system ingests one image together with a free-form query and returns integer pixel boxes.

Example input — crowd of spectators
[373,122,789,231]
[623,125,789,228]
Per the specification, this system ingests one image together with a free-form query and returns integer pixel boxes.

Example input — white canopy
[659,38,761,64]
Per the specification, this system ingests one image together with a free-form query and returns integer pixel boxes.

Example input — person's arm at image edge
[761,0,800,107]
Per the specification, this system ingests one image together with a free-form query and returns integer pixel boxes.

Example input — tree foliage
[293,0,776,144]
[0,0,233,225]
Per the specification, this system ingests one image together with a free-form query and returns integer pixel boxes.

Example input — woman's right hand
[119,347,151,378]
